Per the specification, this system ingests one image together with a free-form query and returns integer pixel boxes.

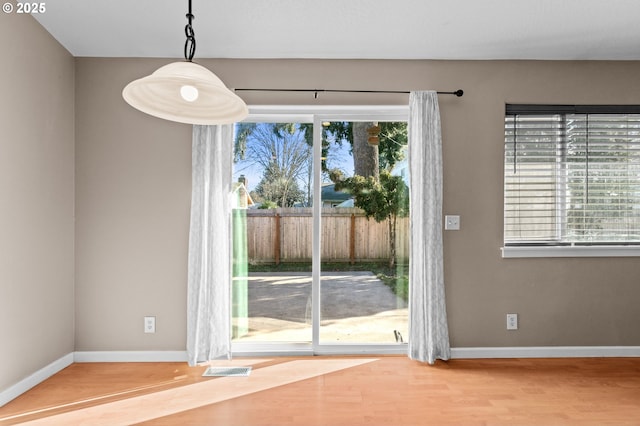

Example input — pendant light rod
[184,0,196,62]
[234,88,464,97]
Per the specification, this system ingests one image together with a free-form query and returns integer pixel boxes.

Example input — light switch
[444,215,460,230]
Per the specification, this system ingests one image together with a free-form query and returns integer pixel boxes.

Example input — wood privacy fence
[242,208,409,264]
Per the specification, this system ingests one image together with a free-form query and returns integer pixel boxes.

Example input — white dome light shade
[122,61,248,125]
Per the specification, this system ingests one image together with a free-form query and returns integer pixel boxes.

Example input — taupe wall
[75,58,640,351]
[0,15,75,391]
[74,59,192,350]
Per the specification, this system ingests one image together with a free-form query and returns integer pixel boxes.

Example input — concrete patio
[233,271,408,343]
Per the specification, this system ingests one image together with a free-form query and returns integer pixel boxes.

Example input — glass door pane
[232,122,314,344]
[318,120,409,344]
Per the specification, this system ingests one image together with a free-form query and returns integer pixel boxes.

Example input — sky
[232,125,354,192]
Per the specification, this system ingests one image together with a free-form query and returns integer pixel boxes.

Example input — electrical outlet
[506,313,518,330]
[444,215,460,230]
[144,316,156,333]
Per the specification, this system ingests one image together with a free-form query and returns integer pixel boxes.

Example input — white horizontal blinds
[565,114,640,243]
[504,105,640,246]
[504,114,564,244]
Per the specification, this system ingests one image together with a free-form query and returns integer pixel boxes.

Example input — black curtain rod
[234,88,464,97]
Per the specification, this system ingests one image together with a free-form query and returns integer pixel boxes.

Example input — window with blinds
[504,105,640,246]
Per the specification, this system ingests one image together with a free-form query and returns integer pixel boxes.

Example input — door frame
[232,105,409,357]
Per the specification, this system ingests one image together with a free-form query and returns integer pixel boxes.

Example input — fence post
[274,212,281,265]
[350,213,356,265]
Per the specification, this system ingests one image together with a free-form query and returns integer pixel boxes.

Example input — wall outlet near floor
[144,316,156,333]
[506,313,518,330]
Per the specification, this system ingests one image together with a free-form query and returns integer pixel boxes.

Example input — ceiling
[33,0,640,60]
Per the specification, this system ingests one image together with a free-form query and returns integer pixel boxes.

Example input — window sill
[501,245,640,258]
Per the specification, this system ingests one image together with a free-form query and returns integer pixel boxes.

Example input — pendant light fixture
[122,0,248,125]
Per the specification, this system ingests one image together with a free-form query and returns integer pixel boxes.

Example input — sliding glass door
[317,118,409,347]
[231,107,409,354]
[231,120,314,347]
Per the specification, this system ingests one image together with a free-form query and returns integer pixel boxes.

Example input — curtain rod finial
[454,89,464,97]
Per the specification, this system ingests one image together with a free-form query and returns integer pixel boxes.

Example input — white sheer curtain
[186,124,233,366]
[408,91,451,364]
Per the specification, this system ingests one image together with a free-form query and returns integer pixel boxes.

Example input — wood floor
[2,356,640,425]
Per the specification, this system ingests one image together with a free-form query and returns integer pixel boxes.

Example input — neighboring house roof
[321,183,351,203]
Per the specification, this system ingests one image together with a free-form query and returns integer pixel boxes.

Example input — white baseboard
[74,351,188,363]
[73,347,640,361]
[0,353,74,407]
[58,346,640,362]
[452,346,640,359]
[3,347,640,408]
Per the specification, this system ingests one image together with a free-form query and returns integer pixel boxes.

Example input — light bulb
[180,85,199,102]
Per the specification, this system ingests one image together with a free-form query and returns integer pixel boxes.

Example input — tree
[234,121,408,188]
[323,121,407,179]
[332,170,409,268]
[377,122,408,171]
[254,164,305,207]
[235,123,312,207]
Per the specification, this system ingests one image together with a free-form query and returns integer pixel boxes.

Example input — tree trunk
[352,122,379,180]
[388,214,396,269]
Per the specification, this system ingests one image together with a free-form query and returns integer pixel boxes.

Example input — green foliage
[258,200,278,209]
[333,170,409,268]
[378,122,408,171]
[254,165,305,207]
[333,170,409,223]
